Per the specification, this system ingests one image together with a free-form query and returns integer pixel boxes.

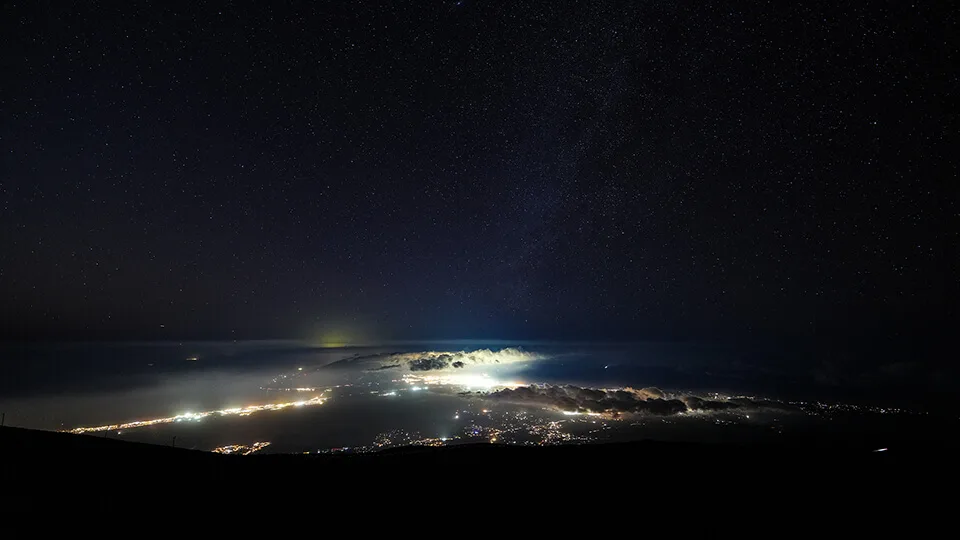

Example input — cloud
[326,348,545,372]
[372,364,402,371]
[634,387,665,400]
[486,384,792,416]
[680,396,740,411]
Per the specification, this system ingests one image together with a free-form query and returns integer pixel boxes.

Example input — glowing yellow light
[212,441,271,455]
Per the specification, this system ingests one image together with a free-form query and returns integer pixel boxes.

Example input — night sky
[1,2,953,342]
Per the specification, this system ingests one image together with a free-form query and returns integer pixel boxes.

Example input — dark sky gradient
[1,1,954,342]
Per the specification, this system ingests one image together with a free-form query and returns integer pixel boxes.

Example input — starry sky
[0,1,953,342]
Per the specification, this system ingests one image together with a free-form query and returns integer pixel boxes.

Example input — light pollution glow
[400,372,523,390]
[62,370,521,437]
[62,395,326,434]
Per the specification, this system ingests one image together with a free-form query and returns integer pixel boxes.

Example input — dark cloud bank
[487,384,795,416]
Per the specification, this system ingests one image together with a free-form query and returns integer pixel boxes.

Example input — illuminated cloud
[402,372,523,390]
[327,348,546,372]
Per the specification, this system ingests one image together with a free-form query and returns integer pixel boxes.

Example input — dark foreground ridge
[2,425,952,490]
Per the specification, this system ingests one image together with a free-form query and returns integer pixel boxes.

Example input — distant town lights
[64,396,326,434]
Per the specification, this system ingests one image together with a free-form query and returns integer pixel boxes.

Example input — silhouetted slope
[2,424,947,486]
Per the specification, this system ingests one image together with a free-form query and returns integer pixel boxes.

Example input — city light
[63,395,326,434]
[212,441,271,455]
[325,406,611,453]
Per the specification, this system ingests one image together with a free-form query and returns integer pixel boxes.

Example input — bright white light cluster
[401,372,523,390]
[63,396,326,434]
